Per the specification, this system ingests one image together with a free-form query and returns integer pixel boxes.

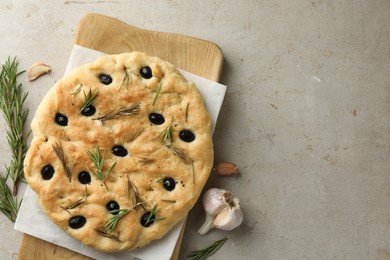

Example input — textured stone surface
[0,1,390,259]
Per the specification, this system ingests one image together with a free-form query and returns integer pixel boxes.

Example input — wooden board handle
[75,13,223,82]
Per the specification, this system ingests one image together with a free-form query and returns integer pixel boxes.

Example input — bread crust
[24,52,213,252]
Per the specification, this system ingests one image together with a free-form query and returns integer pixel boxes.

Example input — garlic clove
[214,162,239,176]
[213,203,243,231]
[28,63,51,81]
[198,213,215,236]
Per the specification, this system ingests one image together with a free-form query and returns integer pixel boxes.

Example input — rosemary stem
[0,56,29,197]
[13,183,17,197]
[0,56,27,221]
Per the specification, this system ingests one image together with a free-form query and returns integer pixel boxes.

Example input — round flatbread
[24,52,213,252]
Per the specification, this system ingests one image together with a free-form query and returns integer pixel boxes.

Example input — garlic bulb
[203,188,230,216]
[198,188,243,235]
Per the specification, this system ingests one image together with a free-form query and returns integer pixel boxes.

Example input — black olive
[55,113,68,126]
[148,113,165,125]
[69,216,86,229]
[140,212,155,227]
[106,201,120,214]
[112,145,128,157]
[179,130,195,142]
[81,105,96,116]
[78,171,91,184]
[41,165,54,180]
[140,66,153,79]
[99,74,113,85]
[162,177,176,191]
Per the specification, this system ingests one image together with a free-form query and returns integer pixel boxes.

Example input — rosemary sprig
[98,200,148,237]
[145,204,165,226]
[0,172,21,222]
[53,143,72,182]
[103,208,130,234]
[128,128,144,143]
[127,176,147,210]
[187,238,228,260]
[166,144,193,165]
[86,145,116,189]
[120,68,131,89]
[94,228,121,242]
[137,157,155,164]
[159,124,173,144]
[81,87,98,112]
[0,57,29,195]
[93,103,140,123]
[152,82,162,106]
[60,197,85,214]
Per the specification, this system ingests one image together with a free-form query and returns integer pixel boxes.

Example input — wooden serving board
[18,13,223,260]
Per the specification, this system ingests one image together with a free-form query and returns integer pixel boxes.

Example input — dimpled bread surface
[24,52,213,252]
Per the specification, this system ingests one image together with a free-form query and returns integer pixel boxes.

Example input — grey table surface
[1,1,390,259]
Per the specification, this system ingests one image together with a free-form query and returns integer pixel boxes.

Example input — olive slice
[140,66,153,79]
[140,212,155,227]
[78,171,91,184]
[179,130,195,142]
[106,201,120,214]
[149,113,165,125]
[41,165,54,180]
[81,105,96,116]
[69,216,86,229]
[99,74,113,85]
[112,145,128,157]
[55,113,68,126]
[162,177,176,191]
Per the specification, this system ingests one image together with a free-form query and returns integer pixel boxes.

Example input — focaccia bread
[24,52,213,252]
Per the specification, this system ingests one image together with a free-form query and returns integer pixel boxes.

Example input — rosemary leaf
[85,185,88,203]
[187,238,228,260]
[137,157,155,164]
[70,84,82,95]
[152,82,162,106]
[185,102,189,122]
[128,128,144,142]
[81,87,98,112]
[192,161,195,184]
[161,199,176,203]
[0,56,30,195]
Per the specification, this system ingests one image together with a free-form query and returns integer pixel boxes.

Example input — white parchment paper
[14,45,226,260]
